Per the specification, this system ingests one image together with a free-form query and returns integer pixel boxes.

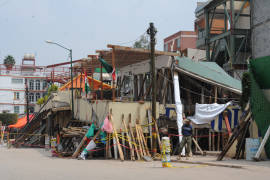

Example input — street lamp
[45,40,74,119]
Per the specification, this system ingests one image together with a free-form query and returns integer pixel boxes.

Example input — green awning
[175,57,242,94]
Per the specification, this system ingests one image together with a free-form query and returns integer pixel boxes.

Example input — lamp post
[45,40,74,119]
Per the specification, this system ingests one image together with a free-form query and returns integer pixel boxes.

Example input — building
[163,31,197,52]
[0,54,69,114]
[195,0,251,79]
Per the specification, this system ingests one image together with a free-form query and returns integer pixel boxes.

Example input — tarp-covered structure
[8,114,34,129]
[249,55,270,158]
[59,74,112,91]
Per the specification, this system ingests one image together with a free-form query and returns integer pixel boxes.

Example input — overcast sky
[0,0,201,66]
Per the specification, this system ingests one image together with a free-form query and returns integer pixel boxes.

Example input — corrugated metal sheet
[176,57,242,94]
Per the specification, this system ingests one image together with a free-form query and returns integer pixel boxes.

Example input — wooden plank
[122,114,135,161]
[254,125,270,161]
[128,114,140,160]
[139,126,151,156]
[192,137,203,155]
[110,110,124,161]
[135,124,145,157]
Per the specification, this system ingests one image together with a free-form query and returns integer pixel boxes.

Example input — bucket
[245,138,260,160]
[161,137,172,167]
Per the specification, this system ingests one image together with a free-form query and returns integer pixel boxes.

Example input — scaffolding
[195,0,251,78]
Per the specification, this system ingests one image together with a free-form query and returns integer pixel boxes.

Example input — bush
[0,113,17,126]
[48,84,58,96]
[37,97,44,105]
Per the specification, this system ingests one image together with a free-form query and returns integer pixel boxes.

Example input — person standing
[178,119,193,159]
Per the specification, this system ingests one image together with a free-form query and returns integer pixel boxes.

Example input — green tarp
[249,56,270,158]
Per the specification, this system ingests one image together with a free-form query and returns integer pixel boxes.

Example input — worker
[178,116,193,160]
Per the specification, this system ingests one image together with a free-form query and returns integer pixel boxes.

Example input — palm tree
[3,55,16,70]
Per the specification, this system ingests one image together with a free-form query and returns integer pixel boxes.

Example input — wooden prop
[105,133,110,159]
[128,114,140,160]
[72,128,101,158]
[153,117,161,151]
[147,110,153,150]
[135,124,145,157]
[122,114,135,160]
[217,111,251,161]
[138,126,150,156]
[110,110,124,161]
[254,125,270,161]
[192,137,203,155]
[224,112,232,136]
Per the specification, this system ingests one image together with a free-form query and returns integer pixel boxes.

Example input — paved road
[0,147,269,180]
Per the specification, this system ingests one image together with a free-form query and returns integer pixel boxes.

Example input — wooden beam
[107,44,180,56]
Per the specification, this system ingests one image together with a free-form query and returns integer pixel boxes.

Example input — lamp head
[45,40,54,44]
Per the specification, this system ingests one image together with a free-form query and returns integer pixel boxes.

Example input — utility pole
[147,22,157,155]
[25,78,29,124]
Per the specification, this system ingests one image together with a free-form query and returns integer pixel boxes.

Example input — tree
[3,55,16,69]
[133,35,150,49]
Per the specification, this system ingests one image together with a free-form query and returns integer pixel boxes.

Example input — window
[14,106,20,114]
[35,80,40,90]
[164,44,168,52]
[177,38,181,48]
[29,80,34,90]
[42,80,47,89]
[35,93,40,101]
[29,93,34,102]
[14,92,20,100]
[12,78,23,84]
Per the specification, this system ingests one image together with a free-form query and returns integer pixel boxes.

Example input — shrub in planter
[3,55,16,70]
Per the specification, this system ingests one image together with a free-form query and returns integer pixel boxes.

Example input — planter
[5,64,13,70]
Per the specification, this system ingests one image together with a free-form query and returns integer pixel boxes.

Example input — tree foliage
[133,35,149,49]
[0,113,17,126]
[3,55,16,66]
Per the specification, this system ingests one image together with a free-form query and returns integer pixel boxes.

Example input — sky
[0,0,201,66]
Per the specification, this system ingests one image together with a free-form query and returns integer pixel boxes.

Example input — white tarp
[188,102,232,124]
[173,72,184,154]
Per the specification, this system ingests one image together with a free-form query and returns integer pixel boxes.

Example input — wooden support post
[217,132,220,151]
[121,115,126,158]
[209,129,211,151]
[112,48,116,101]
[100,63,103,100]
[195,128,198,152]
[224,112,232,136]
[212,132,215,151]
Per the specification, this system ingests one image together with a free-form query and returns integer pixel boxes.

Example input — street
[0,147,269,180]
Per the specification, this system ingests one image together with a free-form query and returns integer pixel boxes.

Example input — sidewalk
[171,155,270,169]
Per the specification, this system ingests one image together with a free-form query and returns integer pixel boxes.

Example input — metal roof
[175,57,242,94]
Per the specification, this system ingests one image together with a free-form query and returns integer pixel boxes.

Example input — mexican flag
[85,73,90,94]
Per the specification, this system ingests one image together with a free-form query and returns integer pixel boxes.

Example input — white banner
[188,102,232,124]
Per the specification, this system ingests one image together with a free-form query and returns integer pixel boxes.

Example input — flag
[98,57,113,73]
[112,67,116,81]
[85,73,90,94]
